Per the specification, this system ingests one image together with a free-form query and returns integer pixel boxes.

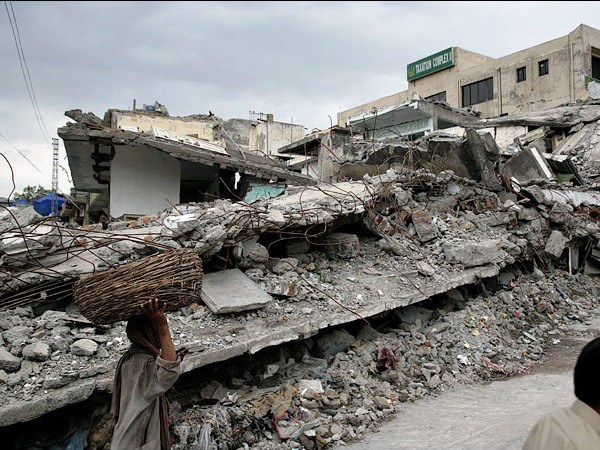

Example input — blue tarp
[6,199,31,206]
[33,193,66,216]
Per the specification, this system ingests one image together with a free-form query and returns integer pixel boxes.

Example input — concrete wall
[318,132,353,182]
[409,48,495,110]
[110,146,180,218]
[112,112,308,158]
[338,48,494,126]
[302,159,320,179]
[249,121,306,156]
[112,112,215,141]
[580,25,600,97]
[489,126,528,151]
[338,24,600,123]
[458,32,574,116]
[222,119,253,150]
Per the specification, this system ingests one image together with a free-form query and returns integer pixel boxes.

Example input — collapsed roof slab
[421,129,502,191]
[472,103,600,129]
[554,121,600,162]
[58,125,316,193]
[502,147,556,184]
[526,186,600,207]
[201,268,272,314]
[0,250,504,427]
[278,127,353,156]
[0,180,387,298]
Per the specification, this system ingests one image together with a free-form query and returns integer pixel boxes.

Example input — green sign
[407,48,454,81]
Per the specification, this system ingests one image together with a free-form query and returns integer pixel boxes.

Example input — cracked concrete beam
[0,262,501,427]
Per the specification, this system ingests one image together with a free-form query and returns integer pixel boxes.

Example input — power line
[0,134,85,215]
[4,1,52,142]
[9,1,52,141]
[0,130,45,176]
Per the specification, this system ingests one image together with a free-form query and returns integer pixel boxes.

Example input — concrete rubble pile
[1,100,600,448]
[169,270,598,450]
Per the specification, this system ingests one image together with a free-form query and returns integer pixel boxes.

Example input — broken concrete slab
[0,206,43,233]
[544,230,569,258]
[0,259,505,427]
[259,279,299,297]
[411,210,438,243]
[0,347,21,372]
[516,127,548,147]
[22,342,51,362]
[527,187,600,207]
[421,129,502,191]
[201,268,272,313]
[0,377,103,427]
[442,239,505,268]
[501,147,555,184]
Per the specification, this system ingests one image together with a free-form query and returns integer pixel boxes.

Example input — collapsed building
[1,99,600,449]
[59,107,313,222]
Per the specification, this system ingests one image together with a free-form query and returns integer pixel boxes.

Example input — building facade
[61,108,313,219]
[339,24,600,126]
[107,108,305,159]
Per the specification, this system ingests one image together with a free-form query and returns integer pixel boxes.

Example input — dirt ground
[340,316,600,450]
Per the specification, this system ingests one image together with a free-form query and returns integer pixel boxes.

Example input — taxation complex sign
[407,47,454,81]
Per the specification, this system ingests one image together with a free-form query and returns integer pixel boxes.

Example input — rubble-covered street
[3,99,600,449]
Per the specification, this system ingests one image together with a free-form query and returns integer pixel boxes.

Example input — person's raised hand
[141,298,168,326]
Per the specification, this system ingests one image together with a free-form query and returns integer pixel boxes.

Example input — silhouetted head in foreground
[574,336,600,412]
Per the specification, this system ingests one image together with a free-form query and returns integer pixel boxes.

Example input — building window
[425,91,447,102]
[517,66,526,83]
[461,77,494,107]
[538,59,549,76]
[592,55,600,80]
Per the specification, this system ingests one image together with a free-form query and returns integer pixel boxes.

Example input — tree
[13,185,50,202]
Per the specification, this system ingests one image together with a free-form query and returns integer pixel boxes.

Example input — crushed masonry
[2,99,600,448]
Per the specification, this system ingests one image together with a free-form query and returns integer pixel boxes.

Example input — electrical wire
[0,130,45,176]
[0,140,84,213]
[4,1,52,142]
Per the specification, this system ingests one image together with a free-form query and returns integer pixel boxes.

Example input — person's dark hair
[574,336,600,408]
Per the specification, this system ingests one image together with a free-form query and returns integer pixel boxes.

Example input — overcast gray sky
[1,1,598,197]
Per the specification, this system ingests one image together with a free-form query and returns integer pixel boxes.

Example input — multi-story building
[339,24,600,126]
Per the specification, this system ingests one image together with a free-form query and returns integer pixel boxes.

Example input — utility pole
[51,138,59,216]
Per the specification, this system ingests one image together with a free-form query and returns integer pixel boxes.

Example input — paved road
[342,319,599,450]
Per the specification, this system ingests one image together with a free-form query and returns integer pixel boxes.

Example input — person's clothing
[110,345,181,450]
[523,399,600,450]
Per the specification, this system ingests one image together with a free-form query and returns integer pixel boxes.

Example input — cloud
[1,0,598,196]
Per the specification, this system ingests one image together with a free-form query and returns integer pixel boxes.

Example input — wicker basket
[73,249,203,324]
